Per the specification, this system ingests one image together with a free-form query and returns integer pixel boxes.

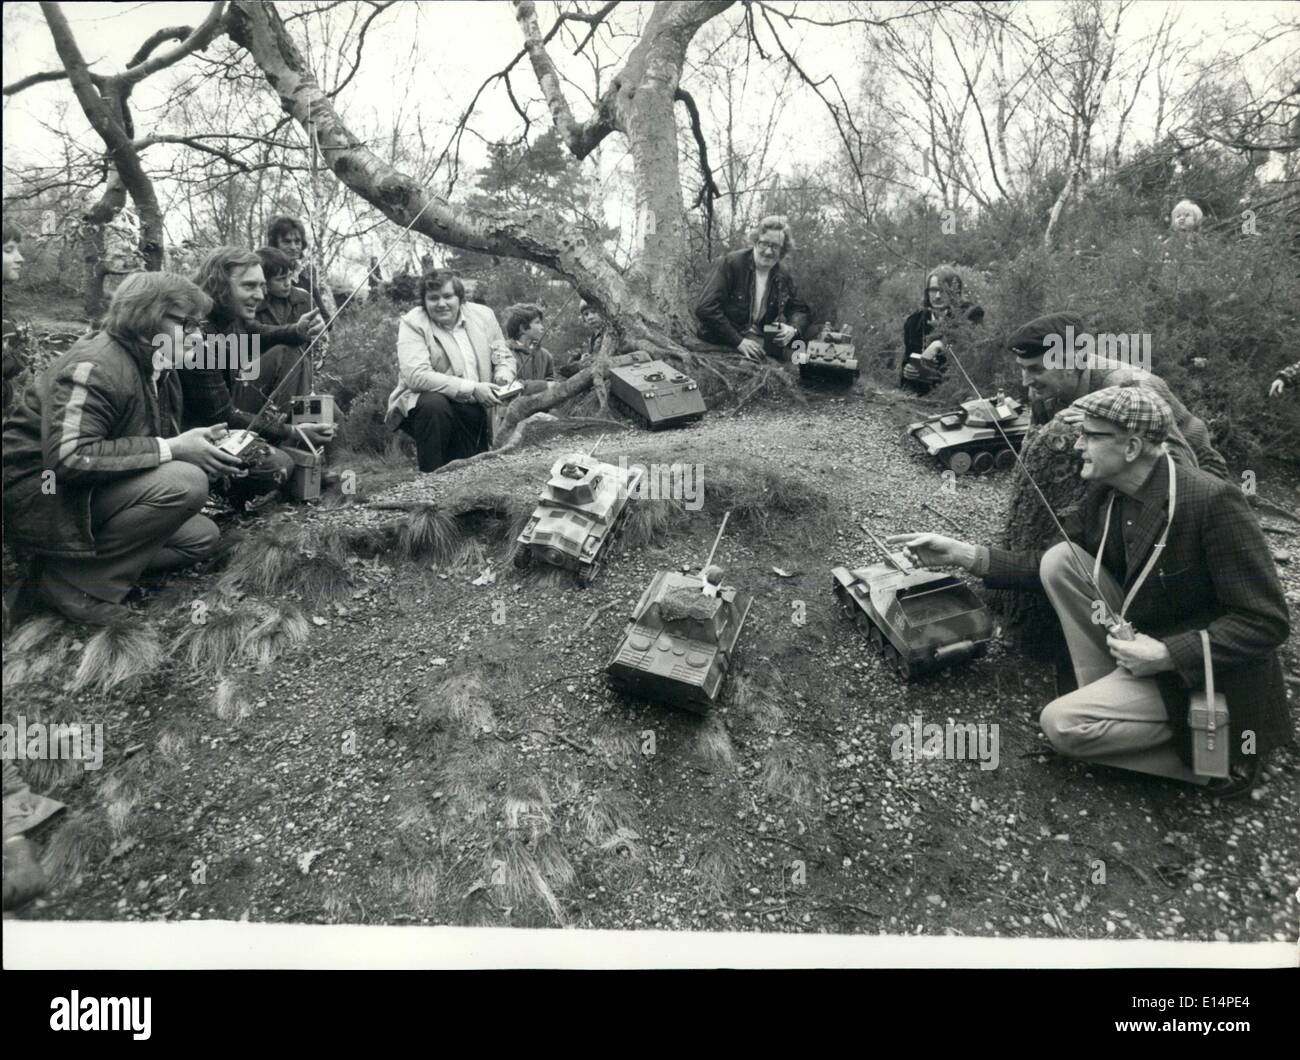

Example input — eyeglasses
[755,239,783,252]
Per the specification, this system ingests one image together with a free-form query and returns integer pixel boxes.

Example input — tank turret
[514,452,642,586]
[907,393,1031,475]
[608,351,705,430]
[606,570,753,712]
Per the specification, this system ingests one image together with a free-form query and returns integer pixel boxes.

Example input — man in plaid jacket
[891,384,1291,798]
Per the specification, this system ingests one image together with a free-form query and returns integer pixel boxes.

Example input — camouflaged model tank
[608,351,706,430]
[513,453,642,586]
[832,530,993,681]
[607,570,753,712]
[907,391,1030,475]
[795,323,859,382]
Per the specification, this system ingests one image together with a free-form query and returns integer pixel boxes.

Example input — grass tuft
[694,715,736,770]
[70,620,162,695]
[4,616,78,688]
[582,787,642,847]
[760,741,826,810]
[590,721,642,768]
[40,810,108,884]
[241,603,311,671]
[211,673,257,723]
[622,498,688,547]
[503,775,553,839]
[398,504,462,564]
[217,527,352,606]
[487,838,565,925]
[690,837,741,903]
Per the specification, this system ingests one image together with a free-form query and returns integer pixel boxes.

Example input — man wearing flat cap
[991,311,1229,673]
[890,384,1291,798]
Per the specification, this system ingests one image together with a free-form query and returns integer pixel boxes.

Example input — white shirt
[448,315,479,383]
[752,268,771,328]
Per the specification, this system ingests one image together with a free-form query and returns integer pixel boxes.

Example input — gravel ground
[7,383,1299,940]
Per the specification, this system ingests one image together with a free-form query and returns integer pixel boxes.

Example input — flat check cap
[1072,382,1172,444]
[1007,312,1086,360]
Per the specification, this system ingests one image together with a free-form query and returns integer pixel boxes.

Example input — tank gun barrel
[860,523,911,573]
[701,511,731,574]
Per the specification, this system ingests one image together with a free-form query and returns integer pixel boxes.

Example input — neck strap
[1094,451,1177,623]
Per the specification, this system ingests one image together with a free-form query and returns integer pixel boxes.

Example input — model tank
[832,527,993,681]
[907,391,1030,475]
[513,449,642,586]
[606,515,751,712]
[794,323,859,382]
[608,351,705,430]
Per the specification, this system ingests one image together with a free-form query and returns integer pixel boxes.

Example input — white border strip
[5,923,1297,969]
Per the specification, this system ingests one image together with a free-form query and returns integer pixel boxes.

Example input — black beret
[1007,312,1087,360]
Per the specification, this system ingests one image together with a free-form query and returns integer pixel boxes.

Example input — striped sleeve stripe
[56,361,97,464]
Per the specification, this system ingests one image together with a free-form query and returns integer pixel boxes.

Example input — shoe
[1204,756,1265,800]
[35,575,131,627]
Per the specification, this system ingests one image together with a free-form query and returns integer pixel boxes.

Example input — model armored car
[832,530,993,681]
[608,351,705,430]
[908,391,1030,475]
[607,569,752,712]
[514,453,641,586]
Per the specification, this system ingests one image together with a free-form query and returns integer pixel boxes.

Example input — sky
[2,1,1296,282]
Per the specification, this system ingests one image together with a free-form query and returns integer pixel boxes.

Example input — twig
[743,828,808,853]
[582,600,620,631]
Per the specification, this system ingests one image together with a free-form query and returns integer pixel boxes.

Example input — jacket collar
[1097,453,1173,584]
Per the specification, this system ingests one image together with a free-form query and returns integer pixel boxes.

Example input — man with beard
[899,264,985,393]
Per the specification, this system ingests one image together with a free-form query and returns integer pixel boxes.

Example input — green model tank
[832,528,993,681]
[513,452,642,586]
[608,351,706,430]
[794,323,859,382]
[907,391,1030,475]
[606,569,753,712]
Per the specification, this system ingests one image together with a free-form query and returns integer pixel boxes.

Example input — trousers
[44,462,219,603]
[399,391,489,472]
[1036,541,1203,784]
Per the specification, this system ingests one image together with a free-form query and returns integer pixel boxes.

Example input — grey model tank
[607,569,752,713]
[907,391,1030,475]
[514,453,642,586]
[795,323,859,382]
[832,548,993,681]
[608,351,705,430]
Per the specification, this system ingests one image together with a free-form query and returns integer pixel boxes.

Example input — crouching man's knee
[1039,540,1091,588]
[157,460,212,511]
[1039,696,1084,757]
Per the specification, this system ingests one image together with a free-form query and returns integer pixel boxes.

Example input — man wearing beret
[890,384,1291,798]
[1008,311,1227,479]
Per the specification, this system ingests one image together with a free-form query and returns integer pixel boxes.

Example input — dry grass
[40,810,109,885]
[70,620,162,695]
[534,834,577,893]
[622,497,688,547]
[397,504,462,564]
[211,674,257,723]
[690,837,741,903]
[693,714,736,770]
[487,837,565,925]
[701,457,830,531]
[100,767,147,840]
[590,720,642,768]
[731,672,787,732]
[503,775,554,839]
[171,603,249,674]
[3,615,78,689]
[390,863,441,917]
[416,671,496,744]
[582,787,643,848]
[435,742,505,824]
[217,526,352,607]
[241,603,311,671]
[760,741,827,810]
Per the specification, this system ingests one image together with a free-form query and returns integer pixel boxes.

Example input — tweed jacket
[385,302,516,424]
[982,457,1292,762]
